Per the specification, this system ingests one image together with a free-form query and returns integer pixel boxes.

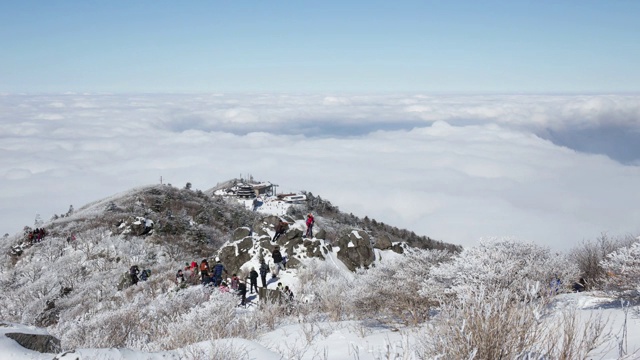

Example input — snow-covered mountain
[1,181,639,359]
[0,181,459,358]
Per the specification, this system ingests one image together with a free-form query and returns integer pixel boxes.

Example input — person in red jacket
[200,259,210,285]
[305,214,315,238]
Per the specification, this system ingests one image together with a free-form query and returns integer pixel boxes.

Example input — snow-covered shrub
[417,287,612,360]
[55,285,250,351]
[600,241,640,296]
[351,248,452,325]
[418,286,545,359]
[540,308,613,360]
[297,258,353,321]
[571,234,637,291]
[155,290,246,350]
[430,238,578,300]
[179,341,250,360]
[252,298,287,331]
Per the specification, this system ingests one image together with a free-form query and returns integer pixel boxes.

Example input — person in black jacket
[272,246,283,278]
[259,259,269,287]
[238,278,247,306]
[130,265,140,285]
[249,267,259,294]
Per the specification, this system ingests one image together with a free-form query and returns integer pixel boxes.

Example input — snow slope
[2,292,639,359]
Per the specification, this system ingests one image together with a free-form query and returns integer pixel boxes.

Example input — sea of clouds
[1,93,639,250]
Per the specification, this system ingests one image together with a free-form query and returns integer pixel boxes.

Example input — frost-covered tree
[352,248,452,325]
[600,241,640,296]
[430,238,579,300]
[34,213,43,227]
[570,233,637,290]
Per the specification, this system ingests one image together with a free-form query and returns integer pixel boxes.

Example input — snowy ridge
[1,183,639,359]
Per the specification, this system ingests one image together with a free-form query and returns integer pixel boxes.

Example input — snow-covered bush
[297,258,354,321]
[418,286,545,359]
[251,298,288,331]
[417,286,612,360]
[570,233,636,290]
[600,241,640,296]
[156,289,249,350]
[179,341,250,360]
[351,248,452,325]
[430,238,578,300]
[55,285,252,352]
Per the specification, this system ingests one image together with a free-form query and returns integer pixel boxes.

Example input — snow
[4,293,640,359]
[3,189,640,359]
[0,323,55,360]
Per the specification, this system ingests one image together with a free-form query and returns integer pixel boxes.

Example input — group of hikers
[129,265,151,285]
[172,242,293,307]
[26,228,47,244]
[120,215,315,308]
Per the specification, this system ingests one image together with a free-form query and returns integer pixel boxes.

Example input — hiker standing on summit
[305,213,314,238]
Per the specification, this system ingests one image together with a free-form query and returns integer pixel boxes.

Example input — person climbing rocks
[273,220,289,242]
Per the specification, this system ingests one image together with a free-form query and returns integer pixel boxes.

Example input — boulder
[285,228,303,241]
[286,257,301,269]
[336,230,375,271]
[237,237,253,252]
[254,226,269,238]
[259,239,276,253]
[218,245,251,276]
[5,332,61,354]
[233,227,252,241]
[309,246,325,260]
[263,215,281,227]
[315,229,327,240]
[299,239,324,260]
[391,243,404,254]
[373,234,393,250]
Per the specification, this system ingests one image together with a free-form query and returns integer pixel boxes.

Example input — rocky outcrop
[284,228,303,242]
[336,230,375,271]
[233,227,252,241]
[115,216,154,236]
[315,228,327,240]
[5,332,61,354]
[373,234,392,250]
[218,239,252,276]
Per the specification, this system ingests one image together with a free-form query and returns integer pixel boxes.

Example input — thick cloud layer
[1,93,639,250]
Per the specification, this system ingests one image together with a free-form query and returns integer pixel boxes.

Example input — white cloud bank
[1,93,639,250]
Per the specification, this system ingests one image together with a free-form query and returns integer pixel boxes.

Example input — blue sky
[2,2,640,249]
[1,1,639,93]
